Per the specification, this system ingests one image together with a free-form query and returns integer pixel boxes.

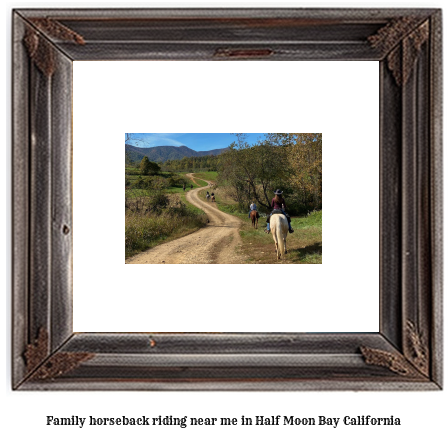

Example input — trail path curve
[126,174,246,264]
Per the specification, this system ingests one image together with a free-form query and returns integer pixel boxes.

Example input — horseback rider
[266,189,294,234]
[248,200,257,218]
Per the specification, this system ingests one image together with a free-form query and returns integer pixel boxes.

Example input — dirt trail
[126,174,246,264]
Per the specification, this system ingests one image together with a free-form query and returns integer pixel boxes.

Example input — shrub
[306,209,322,226]
[147,191,169,213]
[131,176,169,191]
[125,201,207,258]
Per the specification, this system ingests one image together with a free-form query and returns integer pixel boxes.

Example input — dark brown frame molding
[12,8,443,390]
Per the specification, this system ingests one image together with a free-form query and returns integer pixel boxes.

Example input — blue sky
[125,133,266,152]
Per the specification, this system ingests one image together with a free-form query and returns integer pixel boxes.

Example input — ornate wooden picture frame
[12,8,442,390]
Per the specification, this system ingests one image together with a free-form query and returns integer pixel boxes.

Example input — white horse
[270,214,288,260]
[206,193,210,201]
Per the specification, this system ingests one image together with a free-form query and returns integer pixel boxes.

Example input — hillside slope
[125,144,228,163]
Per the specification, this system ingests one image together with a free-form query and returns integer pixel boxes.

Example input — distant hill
[125,144,229,163]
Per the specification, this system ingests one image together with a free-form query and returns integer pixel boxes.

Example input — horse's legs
[273,233,280,259]
[284,237,287,254]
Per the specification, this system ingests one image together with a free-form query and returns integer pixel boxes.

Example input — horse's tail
[277,228,286,258]
[272,215,287,258]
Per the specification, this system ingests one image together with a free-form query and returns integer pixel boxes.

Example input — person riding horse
[265,189,294,234]
[248,200,257,218]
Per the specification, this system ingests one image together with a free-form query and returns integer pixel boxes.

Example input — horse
[250,210,260,229]
[211,195,215,202]
[206,193,210,201]
[270,213,288,260]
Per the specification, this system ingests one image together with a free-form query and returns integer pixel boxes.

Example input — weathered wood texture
[12,8,442,390]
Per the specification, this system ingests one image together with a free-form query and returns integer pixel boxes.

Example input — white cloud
[128,133,185,147]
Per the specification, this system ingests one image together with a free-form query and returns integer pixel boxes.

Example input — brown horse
[250,210,260,229]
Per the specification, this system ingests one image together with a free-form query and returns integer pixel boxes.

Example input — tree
[250,138,288,208]
[140,157,161,175]
[148,161,161,175]
[217,134,288,210]
[140,156,151,175]
[217,133,322,214]
[271,133,322,210]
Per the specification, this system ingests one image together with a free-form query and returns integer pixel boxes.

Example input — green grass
[165,181,201,194]
[125,166,140,175]
[126,174,140,183]
[196,188,246,216]
[165,173,208,193]
[192,171,218,183]
[294,210,322,228]
[209,188,322,264]
[178,192,205,215]
[126,170,207,194]
[237,214,322,264]
[125,204,207,259]
[213,192,247,218]
[125,172,171,189]
[125,168,322,263]
[125,188,151,198]
[125,172,209,258]
[193,178,209,188]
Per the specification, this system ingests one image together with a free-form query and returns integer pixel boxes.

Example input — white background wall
[3,1,446,438]
[73,60,379,333]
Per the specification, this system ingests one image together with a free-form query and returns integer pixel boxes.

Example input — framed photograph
[122,132,323,265]
[12,8,442,390]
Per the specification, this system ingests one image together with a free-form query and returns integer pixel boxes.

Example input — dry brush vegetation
[125,185,207,259]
